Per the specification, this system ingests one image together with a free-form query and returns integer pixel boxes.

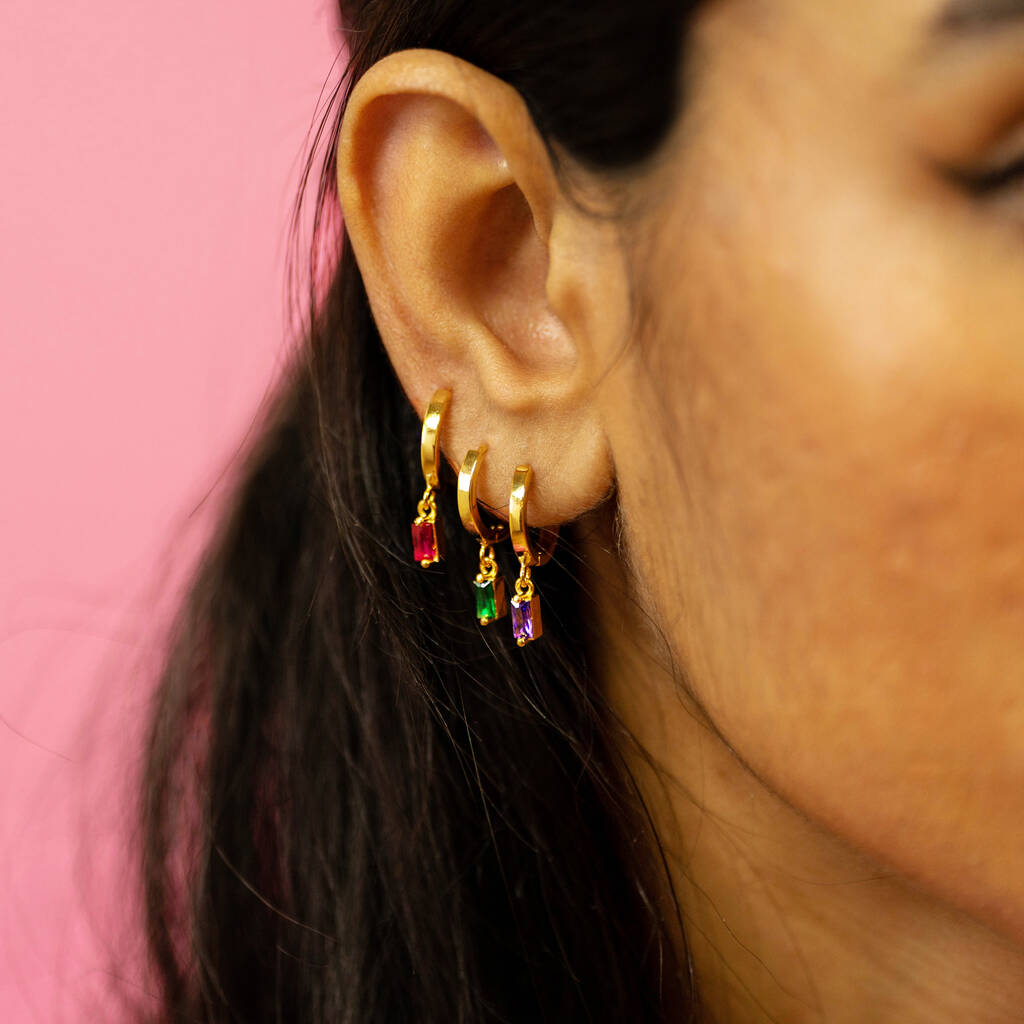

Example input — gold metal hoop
[457,445,508,544]
[509,464,558,567]
[420,388,451,489]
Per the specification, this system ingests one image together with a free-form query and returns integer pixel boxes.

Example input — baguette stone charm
[474,576,507,626]
[411,519,440,567]
[510,593,542,646]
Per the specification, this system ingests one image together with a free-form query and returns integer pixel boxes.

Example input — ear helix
[411,388,451,567]
[457,445,509,625]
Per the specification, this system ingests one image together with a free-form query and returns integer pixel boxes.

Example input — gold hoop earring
[458,445,509,625]
[508,464,558,646]
[411,388,451,567]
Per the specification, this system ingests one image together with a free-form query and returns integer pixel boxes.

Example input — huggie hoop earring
[458,445,509,625]
[411,388,451,567]
[508,464,558,646]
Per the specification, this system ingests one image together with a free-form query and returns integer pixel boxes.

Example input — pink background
[1,2,340,1018]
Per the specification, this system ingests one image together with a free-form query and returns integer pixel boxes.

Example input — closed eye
[947,152,1024,194]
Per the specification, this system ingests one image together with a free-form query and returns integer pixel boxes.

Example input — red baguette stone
[411,521,439,565]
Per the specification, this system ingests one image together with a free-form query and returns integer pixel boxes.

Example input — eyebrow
[929,0,1024,38]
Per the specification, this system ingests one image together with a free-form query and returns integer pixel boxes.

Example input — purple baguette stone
[511,594,542,644]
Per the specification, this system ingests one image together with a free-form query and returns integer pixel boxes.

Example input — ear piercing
[411,388,451,567]
[408,389,557,645]
[508,464,558,646]
[457,445,508,625]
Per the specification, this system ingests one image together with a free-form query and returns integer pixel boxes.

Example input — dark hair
[141,2,705,1020]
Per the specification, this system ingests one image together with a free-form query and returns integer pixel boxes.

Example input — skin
[336,0,1024,1018]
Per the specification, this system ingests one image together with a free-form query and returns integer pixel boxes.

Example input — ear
[335,48,631,525]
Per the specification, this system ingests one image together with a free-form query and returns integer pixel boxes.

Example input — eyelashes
[950,152,1024,194]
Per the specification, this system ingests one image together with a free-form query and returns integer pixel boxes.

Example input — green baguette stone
[474,577,506,624]
[475,580,496,622]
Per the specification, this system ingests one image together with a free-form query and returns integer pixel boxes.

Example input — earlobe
[335,48,625,525]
